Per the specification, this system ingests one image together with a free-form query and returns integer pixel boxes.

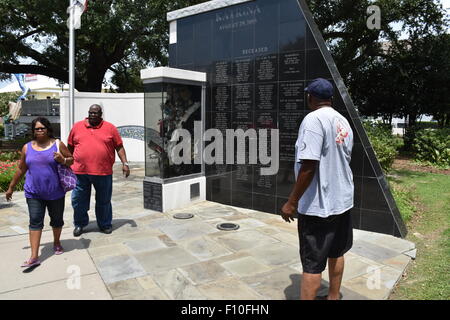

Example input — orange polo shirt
[68,119,123,175]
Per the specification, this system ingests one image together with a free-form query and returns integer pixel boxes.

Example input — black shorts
[298,210,353,274]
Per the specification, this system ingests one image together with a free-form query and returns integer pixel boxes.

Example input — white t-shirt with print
[294,107,354,217]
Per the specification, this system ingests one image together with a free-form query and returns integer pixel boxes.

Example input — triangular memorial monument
[165,0,407,237]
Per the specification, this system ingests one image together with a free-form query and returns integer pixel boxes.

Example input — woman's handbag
[55,139,77,192]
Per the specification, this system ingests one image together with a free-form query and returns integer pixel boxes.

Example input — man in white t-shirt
[281,78,354,300]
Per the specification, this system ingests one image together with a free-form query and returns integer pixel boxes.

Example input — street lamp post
[69,0,75,126]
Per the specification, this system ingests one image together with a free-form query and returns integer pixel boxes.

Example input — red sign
[25,74,38,82]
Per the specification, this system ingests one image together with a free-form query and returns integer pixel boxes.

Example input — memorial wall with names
[168,0,407,237]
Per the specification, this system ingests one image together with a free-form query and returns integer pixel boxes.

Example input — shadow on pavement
[75,219,138,235]
[284,274,330,300]
[22,238,92,264]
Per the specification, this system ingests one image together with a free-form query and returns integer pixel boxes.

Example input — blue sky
[1,0,449,90]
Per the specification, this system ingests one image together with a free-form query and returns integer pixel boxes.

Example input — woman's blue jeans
[72,174,113,230]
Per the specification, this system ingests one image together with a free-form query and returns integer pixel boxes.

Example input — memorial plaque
[213,86,231,112]
[256,54,278,82]
[143,181,163,212]
[232,84,254,112]
[279,81,305,111]
[212,112,231,133]
[255,111,277,130]
[232,111,254,131]
[233,58,254,84]
[256,83,278,111]
[279,111,303,141]
[213,61,231,84]
[280,51,305,81]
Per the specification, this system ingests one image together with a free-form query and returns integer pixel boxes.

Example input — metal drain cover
[217,222,240,231]
[173,213,194,219]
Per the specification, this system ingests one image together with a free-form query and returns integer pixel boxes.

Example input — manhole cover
[173,213,194,219]
[217,223,240,231]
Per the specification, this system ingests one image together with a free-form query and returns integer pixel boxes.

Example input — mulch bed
[392,156,450,175]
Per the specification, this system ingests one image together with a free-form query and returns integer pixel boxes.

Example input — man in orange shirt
[68,104,130,236]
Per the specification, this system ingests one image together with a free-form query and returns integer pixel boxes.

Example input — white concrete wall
[162,176,206,212]
[60,92,145,162]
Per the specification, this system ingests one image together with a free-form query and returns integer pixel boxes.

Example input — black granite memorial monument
[167,0,407,237]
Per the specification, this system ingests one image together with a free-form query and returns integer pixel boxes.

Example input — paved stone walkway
[0,164,415,300]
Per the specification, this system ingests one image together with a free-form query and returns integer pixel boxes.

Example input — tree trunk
[404,112,419,151]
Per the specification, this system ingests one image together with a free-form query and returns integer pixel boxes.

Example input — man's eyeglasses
[89,111,101,115]
[34,127,47,131]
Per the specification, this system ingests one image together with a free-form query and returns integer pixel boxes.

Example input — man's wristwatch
[123,162,129,167]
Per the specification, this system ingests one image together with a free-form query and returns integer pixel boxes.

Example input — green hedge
[413,128,450,168]
[363,121,399,172]
[0,151,21,161]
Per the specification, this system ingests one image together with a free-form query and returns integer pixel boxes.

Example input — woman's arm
[54,140,74,167]
[6,145,28,201]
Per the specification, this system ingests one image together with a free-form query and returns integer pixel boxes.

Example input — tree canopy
[0,0,205,92]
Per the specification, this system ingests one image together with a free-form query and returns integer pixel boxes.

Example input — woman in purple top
[6,117,73,268]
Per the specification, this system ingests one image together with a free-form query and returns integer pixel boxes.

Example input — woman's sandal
[54,245,64,255]
[21,258,41,268]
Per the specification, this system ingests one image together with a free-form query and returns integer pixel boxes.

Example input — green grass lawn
[388,169,450,300]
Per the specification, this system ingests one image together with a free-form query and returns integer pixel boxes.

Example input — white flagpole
[69,0,75,126]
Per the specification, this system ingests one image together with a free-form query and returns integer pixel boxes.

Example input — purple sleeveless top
[24,141,65,200]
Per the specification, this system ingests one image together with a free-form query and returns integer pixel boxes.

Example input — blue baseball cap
[305,78,334,99]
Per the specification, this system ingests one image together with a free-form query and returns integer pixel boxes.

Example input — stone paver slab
[158,221,218,241]
[96,254,147,284]
[224,218,267,230]
[134,246,199,274]
[322,255,383,282]
[179,236,232,261]
[342,275,392,300]
[193,207,237,219]
[153,269,207,300]
[382,254,412,271]
[245,242,299,267]
[88,243,130,258]
[178,260,231,285]
[124,236,167,253]
[220,256,272,277]
[350,239,400,262]
[107,278,144,298]
[197,277,263,300]
[213,230,279,252]
[362,265,404,290]
[241,267,301,300]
